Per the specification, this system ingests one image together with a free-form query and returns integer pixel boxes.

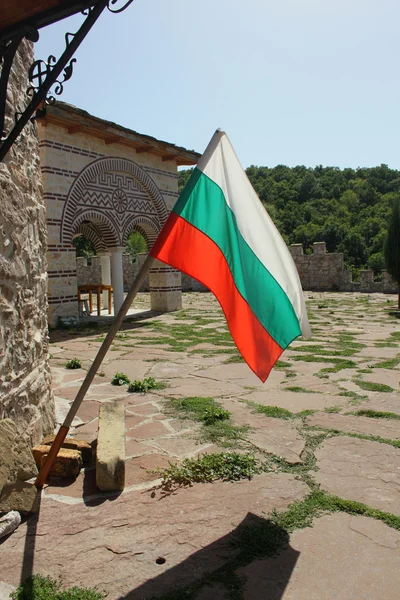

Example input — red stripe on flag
[151,213,284,381]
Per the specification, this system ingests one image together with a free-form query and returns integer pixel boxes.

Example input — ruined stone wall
[0,40,54,444]
[290,242,397,293]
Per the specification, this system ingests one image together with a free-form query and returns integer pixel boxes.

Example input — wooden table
[78,284,113,316]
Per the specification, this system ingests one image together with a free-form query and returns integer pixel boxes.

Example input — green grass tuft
[353,379,394,393]
[353,409,400,420]
[273,490,400,532]
[250,403,293,419]
[11,575,106,600]
[285,386,316,394]
[111,372,130,386]
[127,377,166,393]
[157,452,262,487]
[65,358,81,370]
[373,357,400,369]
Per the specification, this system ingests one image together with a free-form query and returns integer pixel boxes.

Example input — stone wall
[290,242,397,293]
[77,243,397,295]
[0,40,54,444]
[77,253,205,293]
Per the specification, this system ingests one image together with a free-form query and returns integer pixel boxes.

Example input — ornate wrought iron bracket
[0,0,135,162]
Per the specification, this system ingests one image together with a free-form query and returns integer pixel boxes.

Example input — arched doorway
[47,156,181,325]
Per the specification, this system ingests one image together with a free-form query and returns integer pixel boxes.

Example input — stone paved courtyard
[1,291,400,599]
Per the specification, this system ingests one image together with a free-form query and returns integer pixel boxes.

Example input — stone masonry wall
[290,242,397,293]
[77,243,397,296]
[0,40,54,444]
[77,253,205,293]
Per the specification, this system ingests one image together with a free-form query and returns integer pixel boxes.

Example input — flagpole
[35,253,155,489]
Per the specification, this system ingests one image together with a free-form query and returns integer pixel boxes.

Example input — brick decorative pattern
[61,157,169,248]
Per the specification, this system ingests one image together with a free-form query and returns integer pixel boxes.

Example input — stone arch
[60,156,169,246]
[71,210,119,249]
[74,221,108,253]
[122,215,161,250]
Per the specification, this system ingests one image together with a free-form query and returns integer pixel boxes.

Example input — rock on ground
[0,418,37,489]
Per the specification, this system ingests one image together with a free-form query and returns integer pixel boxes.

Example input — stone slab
[0,418,37,489]
[315,436,400,514]
[0,481,39,514]
[306,412,400,440]
[154,377,244,398]
[219,399,305,463]
[0,474,307,598]
[238,390,348,413]
[356,393,400,416]
[194,363,285,389]
[239,513,400,600]
[96,401,126,492]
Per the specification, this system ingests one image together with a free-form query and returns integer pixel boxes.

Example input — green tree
[368,252,385,275]
[178,168,194,193]
[72,235,95,258]
[126,231,147,262]
[383,198,400,308]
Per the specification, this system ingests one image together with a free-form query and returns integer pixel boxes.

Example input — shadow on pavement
[49,309,158,344]
[120,512,299,600]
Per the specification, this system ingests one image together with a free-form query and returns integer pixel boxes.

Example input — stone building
[0,40,54,444]
[37,102,199,326]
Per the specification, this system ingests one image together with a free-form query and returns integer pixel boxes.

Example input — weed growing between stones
[128,377,166,393]
[167,397,249,448]
[65,358,81,369]
[272,490,400,532]
[249,403,293,419]
[199,421,250,447]
[337,390,369,402]
[223,352,245,364]
[274,359,292,368]
[373,356,400,369]
[353,379,394,393]
[169,396,226,421]
[157,452,263,487]
[12,575,106,600]
[111,372,130,386]
[303,425,400,449]
[285,386,317,393]
[352,409,400,420]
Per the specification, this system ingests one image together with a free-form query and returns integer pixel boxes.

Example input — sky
[34,0,400,170]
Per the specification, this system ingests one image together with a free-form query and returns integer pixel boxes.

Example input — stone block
[34,447,82,478]
[0,481,39,514]
[41,435,92,464]
[0,419,38,490]
[96,401,125,492]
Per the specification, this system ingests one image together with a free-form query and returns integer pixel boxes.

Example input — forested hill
[178,164,399,275]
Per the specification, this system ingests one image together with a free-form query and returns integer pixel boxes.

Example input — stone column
[149,260,182,311]
[110,248,125,315]
[98,252,111,309]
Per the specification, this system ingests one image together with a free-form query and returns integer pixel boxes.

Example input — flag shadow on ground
[121,512,299,600]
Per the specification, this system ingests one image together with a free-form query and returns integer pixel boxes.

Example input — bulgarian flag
[150,130,311,381]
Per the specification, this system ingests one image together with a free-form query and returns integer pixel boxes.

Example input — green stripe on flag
[173,168,301,349]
